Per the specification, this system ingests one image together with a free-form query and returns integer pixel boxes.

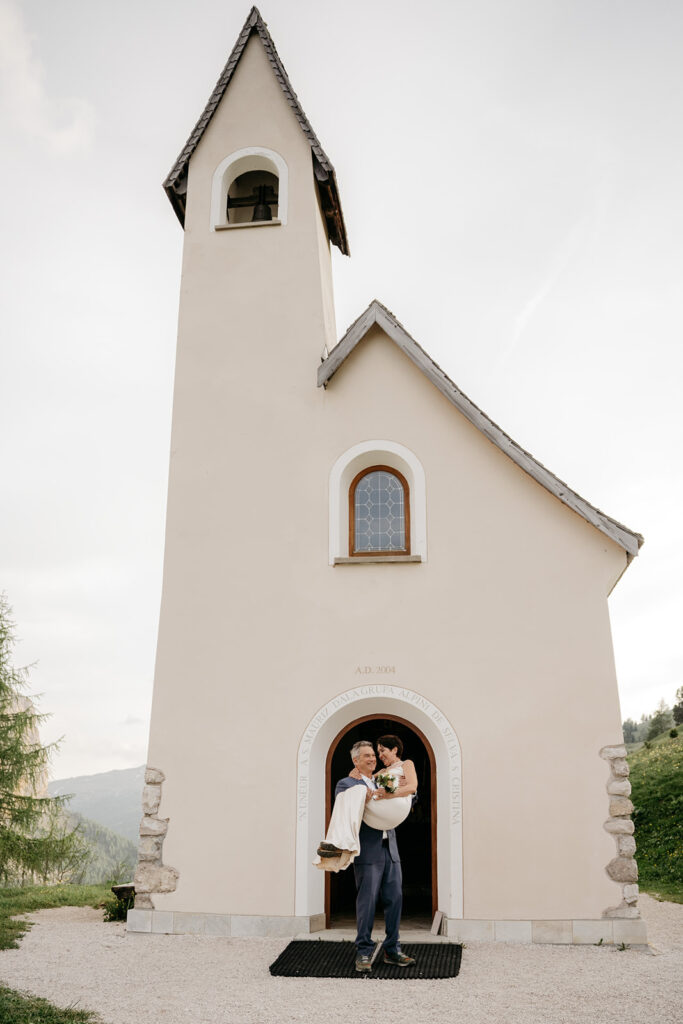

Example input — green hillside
[71,814,137,885]
[49,765,144,844]
[629,734,683,902]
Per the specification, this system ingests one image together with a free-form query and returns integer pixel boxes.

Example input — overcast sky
[1,0,681,780]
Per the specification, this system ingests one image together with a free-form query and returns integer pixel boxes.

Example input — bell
[251,185,273,222]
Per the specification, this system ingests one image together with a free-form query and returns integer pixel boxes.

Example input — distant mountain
[49,765,145,845]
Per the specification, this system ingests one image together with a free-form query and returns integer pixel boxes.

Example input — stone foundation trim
[443,918,647,945]
[126,910,326,937]
[126,910,647,945]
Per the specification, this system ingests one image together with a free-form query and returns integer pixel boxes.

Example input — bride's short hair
[376,734,403,758]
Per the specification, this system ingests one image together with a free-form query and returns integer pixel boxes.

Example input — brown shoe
[383,950,415,966]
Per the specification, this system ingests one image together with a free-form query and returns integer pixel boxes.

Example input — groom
[335,739,415,973]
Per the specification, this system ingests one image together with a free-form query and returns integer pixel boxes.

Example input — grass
[0,985,100,1023]
[0,884,110,1024]
[0,883,110,951]
[640,881,683,904]
[626,727,679,754]
[629,733,683,903]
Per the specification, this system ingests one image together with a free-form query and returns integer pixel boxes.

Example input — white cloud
[496,213,593,370]
[0,0,94,153]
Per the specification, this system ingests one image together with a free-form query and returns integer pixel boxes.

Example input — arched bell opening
[325,713,437,928]
[227,169,279,224]
[210,148,289,230]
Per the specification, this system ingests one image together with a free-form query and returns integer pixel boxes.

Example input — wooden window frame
[348,465,411,557]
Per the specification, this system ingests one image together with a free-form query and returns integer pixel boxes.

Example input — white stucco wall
[144,34,629,925]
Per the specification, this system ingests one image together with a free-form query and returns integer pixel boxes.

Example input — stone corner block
[308,913,326,933]
[126,909,152,933]
[623,884,639,903]
[604,818,635,835]
[600,744,627,760]
[617,834,637,856]
[607,778,632,797]
[606,857,638,883]
[134,863,179,895]
[610,758,630,778]
[532,920,572,944]
[612,918,648,945]
[139,816,169,838]
[137,836,162,862]
[603,904,640,919]
[142,785,162,815]
[609,796,634,817]
[145,767,165,784]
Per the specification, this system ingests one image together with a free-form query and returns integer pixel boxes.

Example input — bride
[355,733,417,830]
[314,733,418,869]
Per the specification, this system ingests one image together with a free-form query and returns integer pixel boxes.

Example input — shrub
[670,728,679,739]
[630,737,683,889]
[102,892,134,922]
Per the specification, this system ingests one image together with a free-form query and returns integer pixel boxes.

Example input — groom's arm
[335,777,372,801]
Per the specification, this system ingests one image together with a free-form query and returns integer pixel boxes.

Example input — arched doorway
[325,714,437,927]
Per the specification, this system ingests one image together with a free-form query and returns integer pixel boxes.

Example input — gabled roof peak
[319,300,643,562]
[163,7,349,254]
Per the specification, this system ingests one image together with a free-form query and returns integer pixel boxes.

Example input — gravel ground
[1,894,681,1024]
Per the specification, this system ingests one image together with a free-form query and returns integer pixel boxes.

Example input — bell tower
[136,8,348,921]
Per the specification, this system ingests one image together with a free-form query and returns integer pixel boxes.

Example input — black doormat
[269,941,462,979]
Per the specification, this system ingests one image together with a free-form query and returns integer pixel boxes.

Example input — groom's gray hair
[350,740,374,762]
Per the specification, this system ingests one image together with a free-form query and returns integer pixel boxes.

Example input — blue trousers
[353,847,403,956]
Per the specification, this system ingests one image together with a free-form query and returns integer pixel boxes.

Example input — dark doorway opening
[325,714,436,928]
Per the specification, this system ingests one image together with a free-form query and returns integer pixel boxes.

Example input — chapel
[129,7,645,945]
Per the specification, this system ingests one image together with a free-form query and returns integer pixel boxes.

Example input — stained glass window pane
[353,470,406,552]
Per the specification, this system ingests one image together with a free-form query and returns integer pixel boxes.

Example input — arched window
[210,148,289,231]
[328,441,426,564]
[349,466,410,556]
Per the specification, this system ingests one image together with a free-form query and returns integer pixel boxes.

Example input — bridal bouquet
[375,772,398,793]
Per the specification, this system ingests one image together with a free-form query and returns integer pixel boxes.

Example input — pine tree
[646,699,674,741]
[0,594,87,885]
[673,686,683,727]
[622,718,638,743]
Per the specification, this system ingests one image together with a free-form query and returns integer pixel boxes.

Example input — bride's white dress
[362,763,413,830]
[313,763,414,872]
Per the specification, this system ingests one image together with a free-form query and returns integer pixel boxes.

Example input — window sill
[214,219,282,231]
[333,555,423,565]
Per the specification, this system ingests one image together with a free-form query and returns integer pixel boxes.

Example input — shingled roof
[163,6,349,255]
[319,300,643,562]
